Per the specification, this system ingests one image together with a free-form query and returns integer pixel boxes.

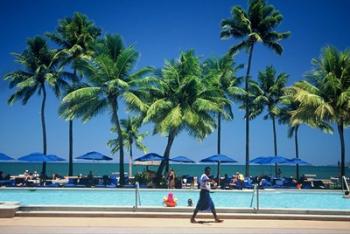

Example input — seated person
[33,171,39,179]
[229,172,244,189]
[163,192,177,207]
[221,174,230,188]
[87,171,94,187]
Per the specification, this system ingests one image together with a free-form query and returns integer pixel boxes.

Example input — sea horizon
[1,162,349,179]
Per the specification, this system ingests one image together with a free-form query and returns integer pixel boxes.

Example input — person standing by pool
[191,167,223,223]
[167,168,176,189]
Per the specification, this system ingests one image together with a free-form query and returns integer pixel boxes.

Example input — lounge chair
[313,180,325,189]
[106,175,118,188]
[259,178,272,189]
[64,178,78,188]
[242,178,254,189]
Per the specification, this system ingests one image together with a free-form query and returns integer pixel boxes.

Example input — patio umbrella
[250,156,291,177]
[288,158,311,179]
[0,153,14,161]
[18,152,65,177]
[288,158,310,165]
[170,156,195,163]
[200,154,237,180]
[76,151,113,161]
[134,153,163,170]
[250,156,290,165]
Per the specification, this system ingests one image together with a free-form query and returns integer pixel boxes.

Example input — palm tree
[144,51,225,180]
[220,0,290,176]
[108,116,148,178]
[279,97,302,179]
[202,54,244,178]
[279,94,332,179]
[257,66,288,176]
[289,46,350,179]
[59,34,152,186]
[4,36,67,155]
[47,12,101,176]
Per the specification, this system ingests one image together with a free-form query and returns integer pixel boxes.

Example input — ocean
[0,162,348,179]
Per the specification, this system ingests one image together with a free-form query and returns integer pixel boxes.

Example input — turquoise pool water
[0,188,349,210]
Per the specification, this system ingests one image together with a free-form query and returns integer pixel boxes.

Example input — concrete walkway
[1,217,350,234]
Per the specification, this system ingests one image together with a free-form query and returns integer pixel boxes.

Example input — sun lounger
[0,180,15,187]
[242,178,254,189]
[106,175,118,188]
[259,178,272,189]
[312,180,325,189]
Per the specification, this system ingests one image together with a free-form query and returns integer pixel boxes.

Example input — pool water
[0,188,349,210]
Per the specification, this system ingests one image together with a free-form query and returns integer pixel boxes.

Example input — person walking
[191,167,223,223]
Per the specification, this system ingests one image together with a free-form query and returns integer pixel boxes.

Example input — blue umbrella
[47,154,65,161]
[18,152,65,162]
[250,156,291,178]
[200,154,237,179]
[288,158,311,165]
[18,152,65,176]
[76,151,113,161]
[134,153,163,168]
[170,156,195,163]
[134,153,163,162]
[250,156,290,165]
[200,154,237,163]
[0,153,14,161]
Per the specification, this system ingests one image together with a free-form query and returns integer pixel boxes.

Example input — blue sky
[0,0,349,165]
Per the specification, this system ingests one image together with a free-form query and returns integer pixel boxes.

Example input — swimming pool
[0,188,349,210]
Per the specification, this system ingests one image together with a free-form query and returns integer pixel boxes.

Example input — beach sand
[0,217,350,234]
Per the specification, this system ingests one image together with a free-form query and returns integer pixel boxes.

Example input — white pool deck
[1,217,350,234]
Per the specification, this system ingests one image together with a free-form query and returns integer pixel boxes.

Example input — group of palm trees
[4,0,349,186]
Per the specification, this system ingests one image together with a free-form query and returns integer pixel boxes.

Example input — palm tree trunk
[337,121,345,179]
[111,100,125,186]
[244,43,255,177]
[156,130,176,180]
[272,115,278,177]
[294,125,300,180]
[41,85,47,155]
[68,120,73,176]
[129,138,133,178]
[68,68,77,176]
[217,112,221,180]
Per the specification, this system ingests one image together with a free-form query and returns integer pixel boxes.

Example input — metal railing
[342,176,349,192]
[250,184,260,212]
[134,182,141,208]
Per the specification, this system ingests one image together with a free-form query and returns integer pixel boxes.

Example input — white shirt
[199,174,210,191]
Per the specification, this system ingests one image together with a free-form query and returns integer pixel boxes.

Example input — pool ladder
[135,182,141,208]
[250,184,260,212]
[342,176,349,192]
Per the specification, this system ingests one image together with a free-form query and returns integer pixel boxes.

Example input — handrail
[135,182,141,208]
[342,176,349,192]
[250,184,257,207]
[256,184,260,211]
[249,183,260,212]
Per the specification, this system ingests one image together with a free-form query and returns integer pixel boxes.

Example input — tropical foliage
[288,46,350,178]
[202,54,244,158]
[47,12,101,176]
[108,116,148,177]
[220,0,290,176]
[5,36,68,155]
[143,51,226,179]
[256,66,288,176]
[59,34,152,186]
